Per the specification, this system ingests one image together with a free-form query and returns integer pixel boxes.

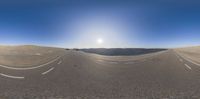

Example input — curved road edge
[173,50,200,67]
[0,55,64,70]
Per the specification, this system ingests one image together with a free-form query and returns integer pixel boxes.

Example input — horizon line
[0,44,199,49]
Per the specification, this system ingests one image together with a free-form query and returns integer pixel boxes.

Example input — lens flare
[97,38,103,44]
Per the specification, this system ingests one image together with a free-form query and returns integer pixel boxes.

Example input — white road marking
[108,62,118,64]
[97,60,104,62]
[175,54,180,58]
[35,53,41,56]
[42,67,55,75]
[0,73,24,79]
[0,56,62,70]
[185,64,192,70]
[175,52,200,67]
[58,61,62,64]
[125,62,135,64]
[97,60,118,64]
[179,59,183,62]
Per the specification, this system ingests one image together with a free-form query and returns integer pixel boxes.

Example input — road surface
[0,50,200,99]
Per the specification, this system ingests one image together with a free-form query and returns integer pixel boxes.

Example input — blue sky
[0,0,200,48]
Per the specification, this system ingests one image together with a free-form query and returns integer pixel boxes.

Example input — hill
[79,48,167,56]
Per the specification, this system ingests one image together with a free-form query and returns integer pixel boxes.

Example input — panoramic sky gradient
[0,0,200,48]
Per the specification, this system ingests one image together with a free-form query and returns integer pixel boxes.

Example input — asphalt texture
[0,50,200,99]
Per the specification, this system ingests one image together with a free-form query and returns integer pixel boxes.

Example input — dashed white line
[42,67,55,75]
[184,64,192,70]
[58,61,62,64]
[182,56,200,66]
[175,54,179,58]
[175,52,200,67]
[0,73,24,79]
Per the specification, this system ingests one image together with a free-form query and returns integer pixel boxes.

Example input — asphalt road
[0,50,200,99]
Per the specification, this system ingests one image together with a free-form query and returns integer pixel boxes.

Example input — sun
[97,38,103,44]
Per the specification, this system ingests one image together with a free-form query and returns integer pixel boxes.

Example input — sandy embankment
[175,46,200,64]
[0,45,66,67]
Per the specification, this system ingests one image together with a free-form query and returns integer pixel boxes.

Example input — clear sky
[0,0,200,48]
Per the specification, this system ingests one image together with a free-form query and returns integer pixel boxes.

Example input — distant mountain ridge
[78,48,167,56]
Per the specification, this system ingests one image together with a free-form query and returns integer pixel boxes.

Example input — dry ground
[0,46,200,98]
[175,46,200,64]
[0,45,65,67]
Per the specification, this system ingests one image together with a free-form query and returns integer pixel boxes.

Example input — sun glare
[97,38,103,44]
